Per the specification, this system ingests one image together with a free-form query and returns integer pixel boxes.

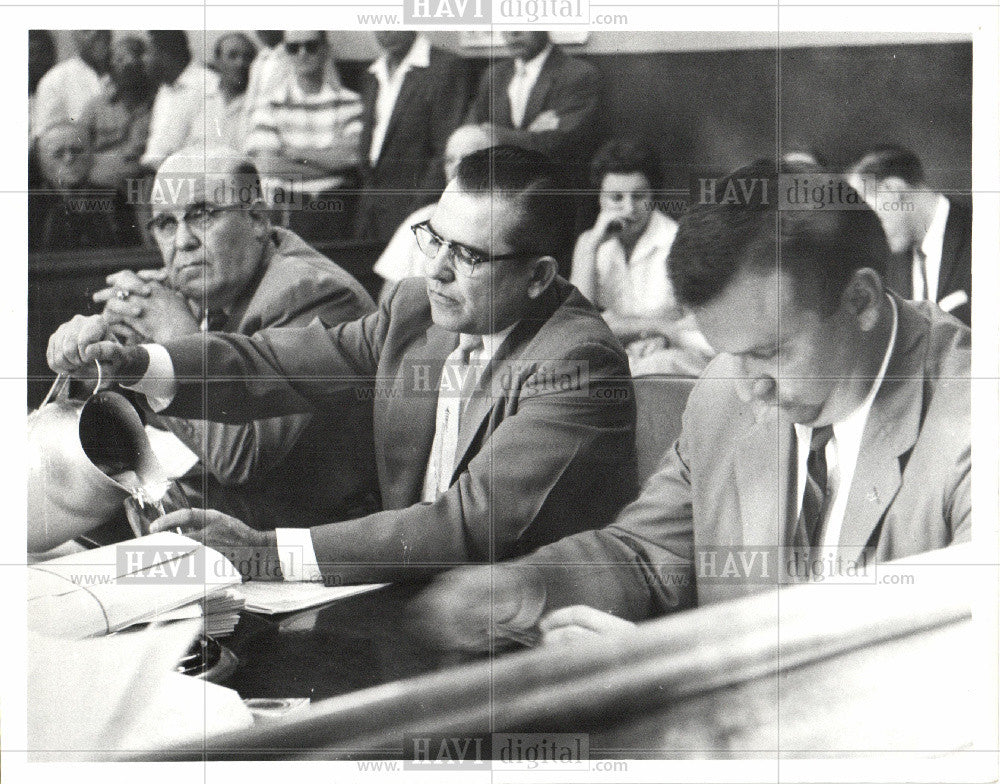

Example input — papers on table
[28,619,253,758]
[239,580,388,615]
[27,532,244,638]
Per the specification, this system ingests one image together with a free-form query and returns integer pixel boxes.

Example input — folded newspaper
[27,532,245,639]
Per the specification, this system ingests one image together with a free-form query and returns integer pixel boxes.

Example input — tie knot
[810,424,834,453]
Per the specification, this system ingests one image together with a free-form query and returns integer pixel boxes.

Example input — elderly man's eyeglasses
[146,203,245,237]
[285,40,323,55]
[411,220,530,277]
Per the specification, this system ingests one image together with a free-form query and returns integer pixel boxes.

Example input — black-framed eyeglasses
[146,203,246,236]
[410,220,531,277]
[285,39,323,55]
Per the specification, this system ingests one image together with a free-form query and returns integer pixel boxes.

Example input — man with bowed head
[48,146,639,583]
[410,160,970,650]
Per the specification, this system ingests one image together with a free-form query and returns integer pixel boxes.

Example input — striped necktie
[799,424,834,548]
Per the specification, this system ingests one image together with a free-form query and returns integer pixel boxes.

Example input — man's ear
[247,199,271,242]
[841,267,884,332]
[526,256,558,299]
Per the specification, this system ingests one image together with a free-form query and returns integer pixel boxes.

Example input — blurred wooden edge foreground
[141,544,976,760]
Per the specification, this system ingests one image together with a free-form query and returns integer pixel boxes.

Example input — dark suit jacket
[518,297,970,619]
[354,47,470,241]
[159,277,639,582]
[884,199,971,326]
[153,228,381,530]
[465,46,600,170]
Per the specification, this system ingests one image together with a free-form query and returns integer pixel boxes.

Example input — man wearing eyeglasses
[48,145,639,583]
[47,146,381,536]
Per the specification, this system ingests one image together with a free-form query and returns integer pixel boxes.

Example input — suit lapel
[383,324,458,505]
[521,49,558,127]
[936,200,966,300]
[838,299,923,560]
[450,284,563,481]
[376,65,425,167]
[734,407,797,552]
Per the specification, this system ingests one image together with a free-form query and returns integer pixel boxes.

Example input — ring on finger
[115,289,129,301]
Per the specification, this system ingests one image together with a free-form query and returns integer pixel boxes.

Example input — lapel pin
[867,487,880,504]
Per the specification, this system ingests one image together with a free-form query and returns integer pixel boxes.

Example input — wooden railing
[143,545,973,760]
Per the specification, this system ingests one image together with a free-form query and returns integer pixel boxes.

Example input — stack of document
[27,532,245,639]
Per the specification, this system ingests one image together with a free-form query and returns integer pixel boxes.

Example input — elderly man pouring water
[43,146,379,541]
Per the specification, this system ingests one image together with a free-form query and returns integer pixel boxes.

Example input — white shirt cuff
[121,344,177,412]
[275,528,324,582]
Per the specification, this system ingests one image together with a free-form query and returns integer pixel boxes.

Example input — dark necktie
[202,310,228,332]
[800,424,834,547]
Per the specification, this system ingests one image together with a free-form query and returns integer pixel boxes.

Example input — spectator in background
[187,32,257,150]
[571,139,712,376]
[245,30,363,241]
[33,30,110,140]
[140,30,219,171]
[466,32,599,188]
[78,36,154,193]
[354,32,470,242]
[373,123,493,297]
[31,121,137,249]
[240,31,290,142]
[848,145,971,326]
[29,30,57,142]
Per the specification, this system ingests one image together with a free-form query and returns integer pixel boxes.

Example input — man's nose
[174,219,200,250]
[425,246,456,281]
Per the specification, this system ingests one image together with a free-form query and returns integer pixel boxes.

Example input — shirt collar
[368,34,431,80]
[920,194,950,257]
[516,43,553,79]
[462,321,518,363]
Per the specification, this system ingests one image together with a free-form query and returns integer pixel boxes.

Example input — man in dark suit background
[70,146,380,532]
[355,32,470,242]
[49,146,639,584]
[848,145,971,326]
[412,160,970,650]
[466,32,600,185]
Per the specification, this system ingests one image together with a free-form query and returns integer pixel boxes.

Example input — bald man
[69,147,381,531]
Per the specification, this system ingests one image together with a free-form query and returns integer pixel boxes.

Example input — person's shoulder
[547,45,599,79]
[529,279,626,359]
[898,298,970,378]
[258,229,375,305]
[36,57,77,90]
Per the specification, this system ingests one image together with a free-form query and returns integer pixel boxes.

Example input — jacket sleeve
[156,279,379,484]
[161,289,391,422]
[304,341,637,583]
[503,402,699,622]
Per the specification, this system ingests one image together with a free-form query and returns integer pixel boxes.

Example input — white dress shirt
[912,194,950,303]
[32,56,106,137]
[792,295,898,557]
[367,35,431,165]
[141,62,220,168]
[508,44,552,128]
[128,324,518,582]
